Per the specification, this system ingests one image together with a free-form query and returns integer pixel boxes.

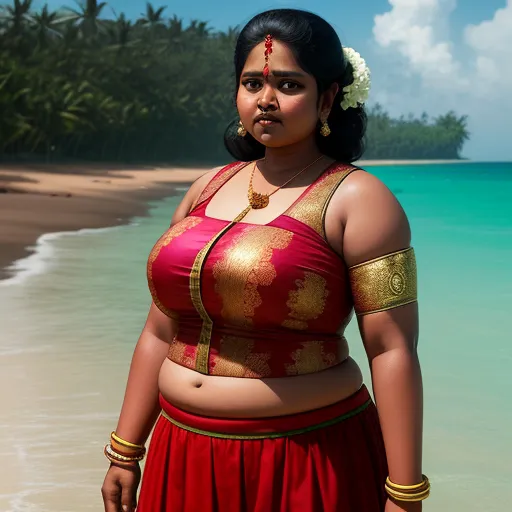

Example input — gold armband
[349,247,417,315]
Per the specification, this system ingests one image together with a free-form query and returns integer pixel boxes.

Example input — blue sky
[35,0,512,161]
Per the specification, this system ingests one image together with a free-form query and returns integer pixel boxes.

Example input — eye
[280,81,302,90]
[242,79,262,91]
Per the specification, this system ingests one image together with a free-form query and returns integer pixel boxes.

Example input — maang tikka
[263,34,273,78]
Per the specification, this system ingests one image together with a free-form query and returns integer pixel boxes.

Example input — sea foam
[0,225,131,288]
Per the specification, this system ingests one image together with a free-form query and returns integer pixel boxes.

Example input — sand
[0,159,468,280]
[0,164,209,280]
[0,157,482,512]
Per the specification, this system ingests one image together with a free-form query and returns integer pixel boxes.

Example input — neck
[260,136,324,177]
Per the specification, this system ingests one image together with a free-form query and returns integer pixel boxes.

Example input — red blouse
[147,161,357,378]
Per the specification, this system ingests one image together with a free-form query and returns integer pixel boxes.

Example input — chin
[257,135,283,146]
[259,135,311,149]
[252,133,294,148]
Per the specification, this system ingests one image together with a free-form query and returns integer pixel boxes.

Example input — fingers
[121,482,137,512]
[102,480,122,512]
[102,464,140,512]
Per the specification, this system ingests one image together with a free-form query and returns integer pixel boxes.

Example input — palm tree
[217,26,239,47]
[137,2,166,45]
[107,11,133,49]
[0,1,470,162]
[435,112,470,157]
[0,0,33,37]
[60,20,81,46]
[139,2,166,28]
[65,0,108,38]
[187,19,209,37]
[31,4,64,47]
[166,14,183,51]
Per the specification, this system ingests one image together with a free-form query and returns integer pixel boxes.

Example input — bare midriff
[158,338,363,418]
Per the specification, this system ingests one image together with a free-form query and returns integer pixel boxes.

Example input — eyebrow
[241,70,306,78]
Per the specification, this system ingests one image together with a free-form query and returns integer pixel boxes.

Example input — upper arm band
[348,247,417,315]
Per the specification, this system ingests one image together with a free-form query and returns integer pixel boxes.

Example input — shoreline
[357,158,471,166]
[0,159,472,281]
[0,165,209,281]
[0,159,510,512]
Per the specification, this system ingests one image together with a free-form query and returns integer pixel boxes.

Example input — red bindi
[263,34,273,79]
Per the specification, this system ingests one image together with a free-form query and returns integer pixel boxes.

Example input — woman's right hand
[101,463,141,512]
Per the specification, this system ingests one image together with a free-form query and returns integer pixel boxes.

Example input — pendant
[248,191,270,209]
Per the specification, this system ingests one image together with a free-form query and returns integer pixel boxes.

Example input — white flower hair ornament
[340,47,371,110]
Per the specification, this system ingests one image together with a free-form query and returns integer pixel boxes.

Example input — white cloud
[373,0,512,95]
[373,0,465,89]
[465,0,512,89]
[372,0,512,160]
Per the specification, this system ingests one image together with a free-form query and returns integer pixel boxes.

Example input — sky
[36,0,512,161]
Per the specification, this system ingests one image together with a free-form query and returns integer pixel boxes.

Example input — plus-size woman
[101,9,428,512]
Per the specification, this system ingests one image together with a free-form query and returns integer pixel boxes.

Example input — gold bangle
[386,475,429,491]
[107,445,144,462]
[387,491,430,503]
[385,485,430,499]
[385,484,430,502]
[111,431,145,450]
[110,438,146,457]
[104,444,145,463]
[104,452,143,466]
[106,456,139,468]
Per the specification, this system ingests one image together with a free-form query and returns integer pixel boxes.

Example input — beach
[0,164,211,280]
[0,159,466,279]
[1,158,510,512]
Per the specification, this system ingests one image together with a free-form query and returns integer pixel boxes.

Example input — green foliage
[0,1,469,163]
[364,104,469,159]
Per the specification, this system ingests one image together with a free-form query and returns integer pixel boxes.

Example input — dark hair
[224,9,367,163]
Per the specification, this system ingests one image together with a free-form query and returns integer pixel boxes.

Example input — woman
[101,8,427,512]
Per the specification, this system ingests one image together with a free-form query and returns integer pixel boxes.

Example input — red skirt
[136,385,388,512]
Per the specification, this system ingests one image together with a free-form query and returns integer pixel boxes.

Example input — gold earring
[237,120,247,137]
[320,119,331,137]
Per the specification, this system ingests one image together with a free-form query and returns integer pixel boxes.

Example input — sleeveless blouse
[147,161,358,378]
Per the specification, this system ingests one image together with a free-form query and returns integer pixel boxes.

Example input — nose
[258,82,278,111]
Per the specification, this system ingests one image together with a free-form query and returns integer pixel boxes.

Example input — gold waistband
[160,399,371,440]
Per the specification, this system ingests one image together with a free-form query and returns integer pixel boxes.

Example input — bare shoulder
[335,169,402,215]
[170,165,225,225]
[191,165,224,191]
[334,169,411,267]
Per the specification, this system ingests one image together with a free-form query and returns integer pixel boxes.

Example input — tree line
[0,1,470,163]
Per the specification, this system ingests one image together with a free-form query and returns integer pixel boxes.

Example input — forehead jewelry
[263,34,273,79]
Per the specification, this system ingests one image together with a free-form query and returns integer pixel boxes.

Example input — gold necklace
[247,155,325,210]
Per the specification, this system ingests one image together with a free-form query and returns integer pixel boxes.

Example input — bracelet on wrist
[385,475,430,502]
[104,443,145,466]
[110,438,146,458]
[111,431,145,450]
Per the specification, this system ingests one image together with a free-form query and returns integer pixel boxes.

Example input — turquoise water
[0,163,510,511]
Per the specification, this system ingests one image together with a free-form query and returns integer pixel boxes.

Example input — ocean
[0,162,510,511]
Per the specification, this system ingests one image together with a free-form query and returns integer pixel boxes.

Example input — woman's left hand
[385,498,422,512]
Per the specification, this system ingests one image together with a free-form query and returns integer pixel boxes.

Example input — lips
[255,113,281,124]
[257,120,278,127]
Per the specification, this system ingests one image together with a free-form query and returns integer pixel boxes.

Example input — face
[237,40,338,148]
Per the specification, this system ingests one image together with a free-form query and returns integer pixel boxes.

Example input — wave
[0,224,135,288]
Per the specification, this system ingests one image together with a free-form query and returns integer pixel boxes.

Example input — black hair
[224,9,367,163]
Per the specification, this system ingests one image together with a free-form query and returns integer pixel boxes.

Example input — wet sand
[0,164,208,280]
[0,159,468,279]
